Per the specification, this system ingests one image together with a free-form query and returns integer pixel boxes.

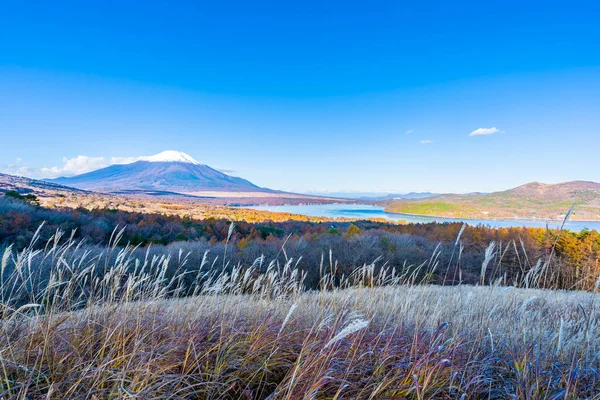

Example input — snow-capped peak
[141,150,201,165]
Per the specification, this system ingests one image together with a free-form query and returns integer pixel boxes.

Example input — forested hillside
[385,181,600,221]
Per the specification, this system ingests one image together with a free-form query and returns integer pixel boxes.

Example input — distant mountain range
[357,192,439,201]
[49,151,268,194]
[306,192,438,201]
[4,152,599,222]
[384,181,600,221]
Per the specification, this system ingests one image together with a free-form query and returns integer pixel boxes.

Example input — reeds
[0,227,598,398]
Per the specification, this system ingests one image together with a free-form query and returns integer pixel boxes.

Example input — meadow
[0,223,599,399]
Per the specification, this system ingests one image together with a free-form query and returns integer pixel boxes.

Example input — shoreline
[243,204,600,230]
[383,209,600,224]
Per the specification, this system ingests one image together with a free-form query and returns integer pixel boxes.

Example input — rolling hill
[384,181,600,221]
[0,172,87,197]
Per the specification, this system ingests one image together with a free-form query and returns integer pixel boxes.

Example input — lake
[246,203,600,232]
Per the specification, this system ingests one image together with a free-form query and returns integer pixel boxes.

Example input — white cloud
[420,140,434,144]
[111,156,145,165]
[0,155,148,179]
[469,127,501,136]
[216,168,237,175]
[40,156,109,178]
[405,129,414,135]
[38,155,154,178]
[2,152,237,179]
[1,165,36,177]
[0,159,38,177]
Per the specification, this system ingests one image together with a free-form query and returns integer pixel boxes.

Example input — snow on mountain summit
[48,149,266,193]
[141,150,201,165]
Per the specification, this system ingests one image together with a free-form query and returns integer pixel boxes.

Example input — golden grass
[1,229,599,399]
[3,286,600,399]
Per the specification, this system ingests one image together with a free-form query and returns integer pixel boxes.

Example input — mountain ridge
[384,181,600,221]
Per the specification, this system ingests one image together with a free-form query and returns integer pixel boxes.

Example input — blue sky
[1,0,599,193]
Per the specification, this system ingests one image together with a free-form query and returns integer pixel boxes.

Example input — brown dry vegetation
[3,175,600,398]
[0,173,357,224]
[0,230,600,399]
[2,194,600,292]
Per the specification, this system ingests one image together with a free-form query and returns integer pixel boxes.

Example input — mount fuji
[49,151,269,194]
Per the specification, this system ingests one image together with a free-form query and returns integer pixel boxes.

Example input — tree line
[1,193,599,291]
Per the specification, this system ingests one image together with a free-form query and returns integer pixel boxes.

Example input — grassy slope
[1,232,599,398]
[5,285,600,399]
[385,181,600,221]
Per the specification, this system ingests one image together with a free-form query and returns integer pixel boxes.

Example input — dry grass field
[1,229,599,399]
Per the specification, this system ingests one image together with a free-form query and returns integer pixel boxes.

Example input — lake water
[246,203,600,232]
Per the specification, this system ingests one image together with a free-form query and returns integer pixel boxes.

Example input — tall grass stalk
[0,226,598,398]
